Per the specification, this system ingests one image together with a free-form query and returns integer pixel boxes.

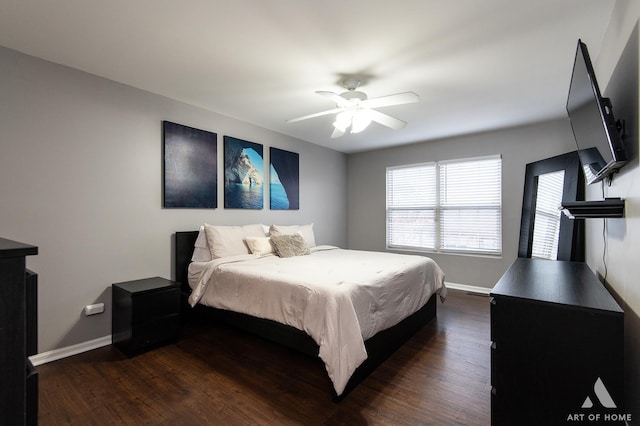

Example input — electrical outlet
[84,303,104,316]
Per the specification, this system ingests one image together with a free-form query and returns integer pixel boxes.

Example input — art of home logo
[566,377,632,423]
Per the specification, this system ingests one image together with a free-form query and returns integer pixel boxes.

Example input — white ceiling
[0,0,616,153]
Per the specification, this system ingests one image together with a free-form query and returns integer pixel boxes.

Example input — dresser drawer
[489,297,496,342]
[490,341,496,386]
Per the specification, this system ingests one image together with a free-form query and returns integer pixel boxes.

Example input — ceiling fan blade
[316,91,353,107]
[361,92,419,109]
[286,108,343,123]
[331,127,345,138]
[368,109,407,130]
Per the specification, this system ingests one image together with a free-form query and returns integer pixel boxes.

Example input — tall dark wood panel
[0,237,38,425]
[490,258,624,425]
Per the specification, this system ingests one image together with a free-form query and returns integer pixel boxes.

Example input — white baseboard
[27,283,489,366]
[29,335,112,366]
[445,281,492,295]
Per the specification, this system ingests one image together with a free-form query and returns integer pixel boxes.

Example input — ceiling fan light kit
[350,110,373,133]
[287,78,419,138]
[333,111,352,133]
[336,108,372,130]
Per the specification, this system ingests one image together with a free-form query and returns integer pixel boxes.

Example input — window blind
[386,155,502,255]
[439,156,502,254]
[386,163,436,250]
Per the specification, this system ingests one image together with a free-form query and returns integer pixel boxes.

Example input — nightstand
[112,277,180,357]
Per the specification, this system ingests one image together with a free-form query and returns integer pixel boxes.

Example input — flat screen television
[566,39,627,185]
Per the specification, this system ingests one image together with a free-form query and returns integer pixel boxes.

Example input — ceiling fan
[287,78,419,138]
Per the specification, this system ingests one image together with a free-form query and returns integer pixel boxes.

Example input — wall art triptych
[162,121,299,210]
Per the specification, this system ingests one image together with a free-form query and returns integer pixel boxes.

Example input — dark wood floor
[38,290,491,425]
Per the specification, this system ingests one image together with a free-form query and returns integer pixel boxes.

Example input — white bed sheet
[188,246,446,396]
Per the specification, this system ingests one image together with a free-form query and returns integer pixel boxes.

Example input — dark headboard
[175,231,198,294]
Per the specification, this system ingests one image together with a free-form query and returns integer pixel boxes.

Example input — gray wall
[586,0,640,417]
[347,119,577,288]
[0,46,347,353]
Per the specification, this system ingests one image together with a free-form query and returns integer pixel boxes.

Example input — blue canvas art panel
[224,136,264,209]
[270,147,299,210]
[162,121,217,208]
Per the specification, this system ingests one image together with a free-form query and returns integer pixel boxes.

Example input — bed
[174,224,446,399]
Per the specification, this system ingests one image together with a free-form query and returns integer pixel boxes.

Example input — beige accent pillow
[269,224,316,247]
[244,236,275,257]
[270,234,311,258]
[204,224,266,259]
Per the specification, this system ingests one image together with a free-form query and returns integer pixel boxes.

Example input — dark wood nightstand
[112,277,180,357]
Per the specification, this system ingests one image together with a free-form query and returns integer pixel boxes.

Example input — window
[386,155,502,255]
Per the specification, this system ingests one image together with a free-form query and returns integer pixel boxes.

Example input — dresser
[0,237,38,426]
[490,258,624,425]
[112,277,180,357]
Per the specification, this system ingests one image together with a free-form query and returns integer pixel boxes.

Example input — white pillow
[204,224,267,259]
[269,224,316,247]
[191,226,212,262]
[244,236,275,257]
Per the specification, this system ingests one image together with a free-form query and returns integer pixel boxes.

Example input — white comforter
[188,246,446,396]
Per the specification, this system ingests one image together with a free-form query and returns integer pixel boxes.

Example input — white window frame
[386,154,502,256]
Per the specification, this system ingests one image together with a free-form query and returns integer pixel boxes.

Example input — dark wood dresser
[490,258,624,425]
[112,277,180,357]
[0,237,38,425]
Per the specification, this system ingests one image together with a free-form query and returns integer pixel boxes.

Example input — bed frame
[174,231,437,399]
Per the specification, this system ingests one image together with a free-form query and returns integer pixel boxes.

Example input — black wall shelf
[561,198,625,219]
